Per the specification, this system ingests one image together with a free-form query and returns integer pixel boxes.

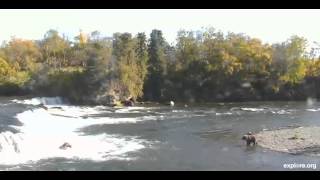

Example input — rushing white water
[271,109,291,114]
[216,112,233,116]
[11,97,66,106]
[0,97,154,165]
[114,107,149,113]
[172,110,187,113]
[240,108,265,112]
[306,108,320,112]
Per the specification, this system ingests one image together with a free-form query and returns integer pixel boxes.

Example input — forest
[1,27,320,105]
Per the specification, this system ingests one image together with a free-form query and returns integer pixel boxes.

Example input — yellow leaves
[221,53,242,75]
[280,59,307,84]
[5,38,41,72]
[12,71,30,86]
[305,59,320,77]
[8,38,40,56]
[118,60,144,99]
[0,57,30,86]
[0,57,12,76]
[79,31,88,45]
[272,85,280,93]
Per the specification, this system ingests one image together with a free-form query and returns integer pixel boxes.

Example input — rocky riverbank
[255,126,320,155]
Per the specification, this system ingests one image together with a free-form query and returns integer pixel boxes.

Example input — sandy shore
[255,126,320,155]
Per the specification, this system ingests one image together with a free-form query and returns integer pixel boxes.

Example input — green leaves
[112,32,149,100]
[280,59,306,84]
[144,29,169,101]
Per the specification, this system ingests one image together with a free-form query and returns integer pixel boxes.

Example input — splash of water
[0,98,154,165]
[11,97,66,106]
[307,97,317,107]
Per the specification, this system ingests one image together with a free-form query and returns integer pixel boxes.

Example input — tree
[0,57,14,83]
[273,36,308,85]
[175,30,200,70]
[74,30,88,47]
[40,29,70,69]
[0,28,320,103]
[135,33,148,92]
[112,33,145,100]
[144,29,168,101]
[3,38,41,73]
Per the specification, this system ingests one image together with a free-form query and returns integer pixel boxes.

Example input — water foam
[114,106,148,113]
[0,103,152,165]
[306,108,320,112]
[240,108,265,112]
[11,97,65,106]
[271,109,291,114]
[215,112,233,116]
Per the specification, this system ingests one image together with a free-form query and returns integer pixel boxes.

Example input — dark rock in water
[59,142,72,150]
[51,106,63,110]
[36,103,48,110]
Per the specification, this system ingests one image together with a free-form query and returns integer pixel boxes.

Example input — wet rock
[51,106,63,110]
[59,142,72,150]
[36,103,48,110]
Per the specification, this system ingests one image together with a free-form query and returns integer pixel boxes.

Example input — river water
[0,96,320,170]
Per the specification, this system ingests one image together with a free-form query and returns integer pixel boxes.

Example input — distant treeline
[1,28,320,104]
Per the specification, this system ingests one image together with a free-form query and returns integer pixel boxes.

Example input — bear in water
[242,132,256,146]
[124,100,134,106]
[123,97,135,107]
[59,142,72,150]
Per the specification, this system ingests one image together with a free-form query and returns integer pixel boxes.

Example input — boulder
[59,142,72,150]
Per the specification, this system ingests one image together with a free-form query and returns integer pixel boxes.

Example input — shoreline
[0,95,318,106]
[255,126,320,155]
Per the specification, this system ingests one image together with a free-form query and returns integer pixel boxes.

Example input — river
[0,96,320,170]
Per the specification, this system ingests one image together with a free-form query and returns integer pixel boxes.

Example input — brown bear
[242,132,256,146]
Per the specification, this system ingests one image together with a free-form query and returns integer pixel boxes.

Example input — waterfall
[0,131,23,153]
[0,102,149,165]
[39,97,65,105]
